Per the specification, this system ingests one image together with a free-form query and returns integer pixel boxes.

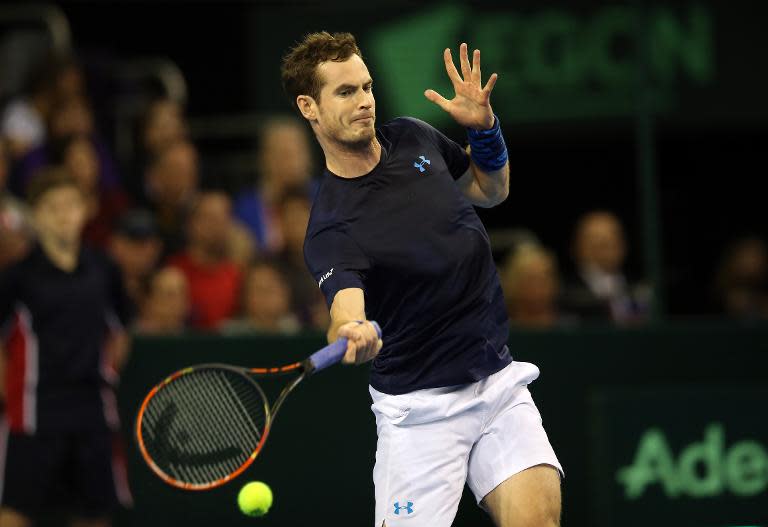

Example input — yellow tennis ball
[238,481,273,517]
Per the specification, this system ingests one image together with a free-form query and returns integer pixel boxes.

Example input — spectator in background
[713,237,768,320]
[0,139,33,270]
[50,134,131,247]
[11,94,122,196]
[228,220,258,271]
[142,140,199,255]
[561,211,649,324]
[1,54,84,160]
[500,243,565,328]
[168,191,242,330]
[223,259,300,335]
[108,209,163,312]
[234,116,315,253]
[139,98,188,157]
[128,98,189,201]
[134,266,189,334]
[276,187,329,330]
[0,169,132,527]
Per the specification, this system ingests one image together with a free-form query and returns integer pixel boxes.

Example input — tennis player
[282,32,562,526]
[0,169,132,527]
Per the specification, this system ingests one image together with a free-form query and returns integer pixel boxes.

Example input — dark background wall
[119,328,768,526]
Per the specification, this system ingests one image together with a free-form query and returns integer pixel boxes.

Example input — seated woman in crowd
[134,266,190,335]
[500,243,572,328]
[222,259,301,335]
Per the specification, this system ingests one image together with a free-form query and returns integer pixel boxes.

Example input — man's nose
[358,91,373,109]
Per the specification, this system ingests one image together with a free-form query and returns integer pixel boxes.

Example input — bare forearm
[469,159,509,207]
[326,288,382,364]
[327,288,366,343]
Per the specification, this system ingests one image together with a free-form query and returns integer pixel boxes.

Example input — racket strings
[174,374,246,481]
[141,368,267,485]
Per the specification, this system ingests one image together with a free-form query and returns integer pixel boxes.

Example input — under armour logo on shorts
[393,501,414,515]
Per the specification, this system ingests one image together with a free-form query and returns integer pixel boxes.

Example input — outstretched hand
[425,43,498,130]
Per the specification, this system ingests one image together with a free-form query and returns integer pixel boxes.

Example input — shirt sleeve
[304,228,370,308]
[403,117,470,180]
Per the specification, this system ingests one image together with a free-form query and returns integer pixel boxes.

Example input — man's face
[33,186,87,247]
[149,143,199,206]
[188,193,232,255]
[260,124,311,187]
[144,101,187,154]
[577,215,626,273]
[55,66,84,100]
[50,97,94,139]
[516,255,559,309]
[64,138,99,191]
[110,235,162,277]
[245,265,290,322]
[311,55,376,149]
[147,267,189,325]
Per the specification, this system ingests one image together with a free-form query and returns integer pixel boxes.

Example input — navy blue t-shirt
[304,117,511,395]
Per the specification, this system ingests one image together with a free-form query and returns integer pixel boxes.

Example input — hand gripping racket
[135,321,381,490]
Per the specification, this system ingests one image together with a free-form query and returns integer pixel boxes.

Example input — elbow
[479,184,509,208]
[476,164,509,208]
[494,184,510,205]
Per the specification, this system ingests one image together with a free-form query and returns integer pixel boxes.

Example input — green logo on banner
[616,423,768,500]
[368,4,713,123]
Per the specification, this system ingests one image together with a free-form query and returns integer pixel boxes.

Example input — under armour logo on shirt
[393,501,414,515]
[413,155,431,173]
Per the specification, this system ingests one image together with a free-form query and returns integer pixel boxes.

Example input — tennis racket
[135,321,381,490]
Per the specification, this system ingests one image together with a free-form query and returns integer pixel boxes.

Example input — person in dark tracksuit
[0,168,132,527]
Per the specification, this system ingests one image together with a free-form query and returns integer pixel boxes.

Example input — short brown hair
[27,166,82,207]
[281,32,362,112]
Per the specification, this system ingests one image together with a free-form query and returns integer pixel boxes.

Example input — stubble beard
[335,124,375,152]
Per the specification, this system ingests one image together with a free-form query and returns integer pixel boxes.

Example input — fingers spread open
[443,48,461,85]
[459,42,471,81]
[424,89,450,112]
[472,49,481,84]
[483,72,498,94]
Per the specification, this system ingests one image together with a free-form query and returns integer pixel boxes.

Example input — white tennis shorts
[370,360,563,527]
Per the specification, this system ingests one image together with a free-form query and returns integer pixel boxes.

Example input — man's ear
[296,95,317,121]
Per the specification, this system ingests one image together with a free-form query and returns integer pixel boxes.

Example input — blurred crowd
[2,52,767,335]
[0,52,327,337]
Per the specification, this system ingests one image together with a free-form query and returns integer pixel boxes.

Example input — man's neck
[40,238,80,272]
[321,136,381,178]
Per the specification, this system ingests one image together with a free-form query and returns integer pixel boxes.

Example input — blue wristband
[467,115,508,172]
